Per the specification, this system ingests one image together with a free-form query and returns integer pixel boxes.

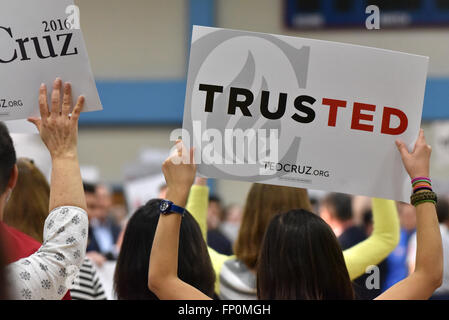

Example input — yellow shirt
[186,185,400,296]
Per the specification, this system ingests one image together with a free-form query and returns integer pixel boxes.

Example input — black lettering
[199,84,223,112]
[42,21,50,32]
[306,166,312,175]
[228,87,253,116]
[292,95,316,123]
[291,164,298,173]
[260,91,287,120]
[16,38,31,61]
[0,26,17,63]
[57,33,78,56]
[31,36,58,59]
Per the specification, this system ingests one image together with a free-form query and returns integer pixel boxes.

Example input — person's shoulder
[0,221,41,263]
[1,222,41,246]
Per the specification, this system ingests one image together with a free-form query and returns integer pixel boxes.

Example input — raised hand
[162,140,196,207]
[395,129,431,179]
[28,78,84,160]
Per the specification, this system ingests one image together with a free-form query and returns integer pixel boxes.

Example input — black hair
[322,193,353,222]
[0,122,16,194]
[362,209,373,227]
[114,199,215,300]
[83,182,97,194]
[209,194,222,204]
[257,209,354,300]
[436,197,449,224]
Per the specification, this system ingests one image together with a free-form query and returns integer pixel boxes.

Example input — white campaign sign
[182,26,429,202]
[0,0,101,124]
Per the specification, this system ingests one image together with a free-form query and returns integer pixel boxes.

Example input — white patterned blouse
[5,206,88,300]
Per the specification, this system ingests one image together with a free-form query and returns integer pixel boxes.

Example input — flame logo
[185,29,311,181]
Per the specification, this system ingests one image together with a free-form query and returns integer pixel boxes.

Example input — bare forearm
[414,201,442,282]
[148,189,187,291]
[50,155,86,212]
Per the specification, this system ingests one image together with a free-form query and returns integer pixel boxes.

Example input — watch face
[160,201,170,212]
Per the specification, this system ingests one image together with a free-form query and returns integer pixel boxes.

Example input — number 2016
[42,19,71,32]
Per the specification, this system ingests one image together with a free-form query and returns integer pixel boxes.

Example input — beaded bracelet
[410,190,437,207]
[411,177,432,185]
[411,177,432,195]
[413,186,433,193]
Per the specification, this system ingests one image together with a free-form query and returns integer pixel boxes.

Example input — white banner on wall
[182,26,429,202]
[0,0,102,124]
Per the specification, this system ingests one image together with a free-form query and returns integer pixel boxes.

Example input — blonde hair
[4,158,49,243]
[234,183,312,270]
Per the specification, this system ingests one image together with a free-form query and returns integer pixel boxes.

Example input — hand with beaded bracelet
[376,129,442,300]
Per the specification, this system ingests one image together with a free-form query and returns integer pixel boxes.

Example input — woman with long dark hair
[114,199,215,299]
[148,132,443,300]
[257,209,354,299]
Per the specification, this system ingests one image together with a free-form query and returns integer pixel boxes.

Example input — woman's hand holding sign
[395,129,431,180]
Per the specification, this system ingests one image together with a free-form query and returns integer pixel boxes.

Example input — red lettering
[381,107,408,135]
[351,102,375,132]
[322,98,346,127]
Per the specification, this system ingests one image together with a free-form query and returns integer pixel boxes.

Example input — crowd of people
[0,78,447,300]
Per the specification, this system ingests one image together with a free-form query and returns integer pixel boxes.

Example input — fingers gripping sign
[162,140,196,201]
[395,129,432,180]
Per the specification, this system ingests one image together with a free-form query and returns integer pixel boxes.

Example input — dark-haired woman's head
[114,199,215,299]
[257,209,354,300]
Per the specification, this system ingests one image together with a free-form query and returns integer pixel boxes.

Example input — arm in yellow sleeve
[186,185,209,240]
[343,198,400,280]
[186,184,234,294]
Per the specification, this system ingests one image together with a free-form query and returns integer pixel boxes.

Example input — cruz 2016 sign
[182,26,429,202]
[0,0,101,122]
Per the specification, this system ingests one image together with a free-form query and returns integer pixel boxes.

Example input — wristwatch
[159,199,186,217]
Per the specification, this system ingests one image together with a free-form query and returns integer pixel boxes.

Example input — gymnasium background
[12,0,449,207]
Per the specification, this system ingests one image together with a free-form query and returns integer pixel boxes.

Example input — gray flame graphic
[184,28,310,182]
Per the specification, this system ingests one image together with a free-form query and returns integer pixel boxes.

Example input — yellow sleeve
[186,184,233,295]
[343,198,400,280]
[186,185,209,241]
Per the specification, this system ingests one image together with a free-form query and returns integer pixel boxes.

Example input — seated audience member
[95,184,121,257]
[86,184,121,262]
[84,183,105,267]
[382,202,417,291]
[113,199,215,299]
[207,195,232,256]
[320,193,382,299]
[320,193,366,248]
[70,257,107,300]
[407,197,449,299]
[219,204,242,244]
[1,78,88,299]
[84,182,121,267]
[148,131,443,300]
